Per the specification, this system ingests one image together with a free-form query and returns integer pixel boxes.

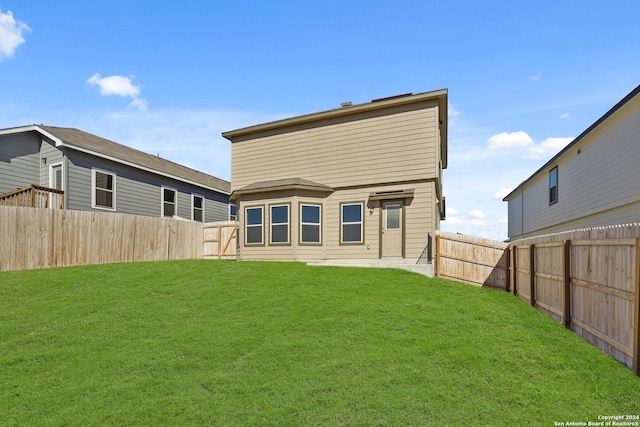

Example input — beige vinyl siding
[237,182,435,262]
[508,94,640,239]
[232,101,439,190]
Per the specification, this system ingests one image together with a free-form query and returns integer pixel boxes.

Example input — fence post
[505,246,511,293]
[633,238,640,376]
[512,246,517,296]
[530,244,536,307]
[563,240,571,329]
[435,234,441,278]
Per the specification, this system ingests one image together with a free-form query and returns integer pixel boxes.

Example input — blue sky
[1,1,639,240]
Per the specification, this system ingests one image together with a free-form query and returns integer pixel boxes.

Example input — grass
[1,260,639,426]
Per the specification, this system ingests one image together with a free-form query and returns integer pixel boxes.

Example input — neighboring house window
[341,203,363,244]
[549,166,558,205]
[192,194,204,222]
[50,163,63,191]
[92,169,116,211]
[245,206,264,245]
[300,204,321,244]
[229,203,236,221]
[270,204,290,244]
[163,187,177,217]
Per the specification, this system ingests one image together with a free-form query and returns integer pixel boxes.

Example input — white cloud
[560,112,570,119]
[487,131,534,150]
[87,73,148,111]
[527,137,574,159]
[486,131,573,160]
[492,187,513,199]
[447,208,459,216]
[0,9,31,61]
[470,209,486,219]
[448,102,460,117]
[530,73,541,81]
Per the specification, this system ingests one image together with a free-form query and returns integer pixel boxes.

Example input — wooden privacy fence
[435,231,509,289]
[0,206,236,272]
[510,224,640,375]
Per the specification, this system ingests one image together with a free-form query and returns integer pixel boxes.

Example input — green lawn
[1,260,638,426]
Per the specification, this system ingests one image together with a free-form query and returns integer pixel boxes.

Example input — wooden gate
[203,221,237,260]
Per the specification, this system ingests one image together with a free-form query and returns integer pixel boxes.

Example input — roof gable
[1,125,230,194]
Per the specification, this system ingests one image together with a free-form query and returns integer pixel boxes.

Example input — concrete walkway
[307,258,434,277]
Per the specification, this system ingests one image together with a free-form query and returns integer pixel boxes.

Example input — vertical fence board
[511,225,640,374]
[434,231,508,289]
[0,206,236,272]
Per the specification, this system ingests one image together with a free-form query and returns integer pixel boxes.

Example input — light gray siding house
[0,125,231,221]
[504,84,640,240]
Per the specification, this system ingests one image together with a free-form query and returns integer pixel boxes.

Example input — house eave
[0,125,231,196]
[503,83,640,202]
[222,88,448,142]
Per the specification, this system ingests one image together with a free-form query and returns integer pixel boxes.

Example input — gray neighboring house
[0,124,231,221]
[504,84,640,240]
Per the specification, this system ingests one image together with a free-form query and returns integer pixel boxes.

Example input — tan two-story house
[222,89,448,272]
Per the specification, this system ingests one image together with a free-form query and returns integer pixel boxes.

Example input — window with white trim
[162,187,177,217]
[300,204,321,244]
[92,169,116,211]
[341,203,363,243]
[270,204,290,244]
[192,194,204,222]
[245,206,264,245]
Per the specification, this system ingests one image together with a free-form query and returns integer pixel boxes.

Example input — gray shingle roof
[38,125,230,194]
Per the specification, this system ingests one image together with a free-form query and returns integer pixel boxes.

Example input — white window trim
[191,193,205,222]
[91,168,116,211]
[49,162,64,191]
[162,186,178,218]
[245,206,264,245]
[341,202,364,244]
[300,203,321,244]
[269,204,290,245]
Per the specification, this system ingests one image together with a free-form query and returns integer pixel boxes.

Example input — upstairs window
[549,166,558,205]
[192,194,204,222]
[341,203,363,244]
[92,169,116,211]
[163,188,177,217]
[270,204,290,244]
